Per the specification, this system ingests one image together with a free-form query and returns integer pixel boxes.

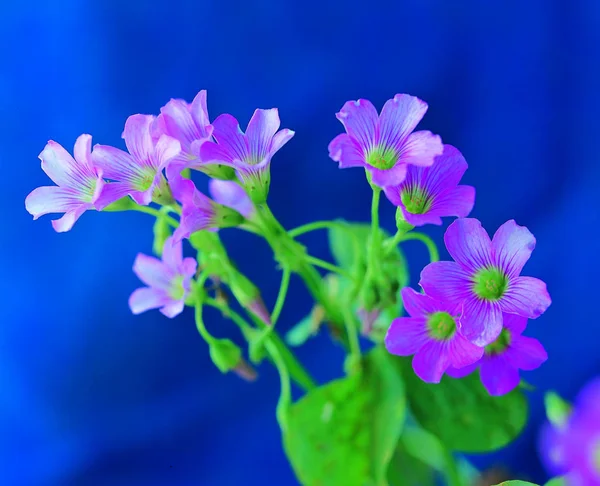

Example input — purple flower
[93,114,181,208]
[199,109,294,204]
[420,218,552,346]
[385,287,483,383]
[169,175,244,242]
[328,94,443,188]
[539,378,600,485]
[25,135,105,232]
[446,313,547,395]
[208,179,255,219]
[129,236,197,318]
[383,144,475,226]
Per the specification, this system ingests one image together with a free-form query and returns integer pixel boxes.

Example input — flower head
[208,179,255,219]
[328,94,443,188]
[199,109,294,204]
[129,236,197,318]
[419,218,552,346]
[539,377,600,485]
[169,175,244,242]
[385,287,483,383]
[446,313,547,395]
[383,144,475,226]
[93,114,181,208]
[25,135,104,232]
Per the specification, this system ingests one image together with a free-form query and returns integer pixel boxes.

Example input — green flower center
[401,185,433,214]
[473,267,508,301]
[366,146,397,170]
[136,170,155,192]
[484,328,511,355]
[427,311,457,341]
[169,276,186,300]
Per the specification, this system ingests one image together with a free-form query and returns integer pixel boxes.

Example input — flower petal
[160,300,185,318]
[419,261,472,303]
[73,134,93,169]
[38,141,77,187]
[448,334,484,369]
[444,218,492,272]
[412,340,451,383]
[335,99,378,151]
[212,113,249,162]
[459,296,503,346]
[190,90,212,139]
[208,179,254,218]
[501,312,528,335]
[25,186,81,219]
[270,128,295,154]
[132,253,173,290]
[92,145,141,183]
[122,114,155,162]
[400,206,443,227]
[479,356,521,396]
[51,205,88,233]
[160,98,199,147]
[384,317,430,356]
[181,257,198,278]
[154,135,181,169]
[328,134,364,168]
[368,162,408,188]
[504,335,547,371]
[491,220,536,279]
[416,145,468,193]
[401,287,442,317]
[245,108,280,161]
[94,183,133,210]
[428,185,475,220]
[129,287,170,315]
[500,276,551,319]
[377,94,428,152]
[445,362,479,379]
[161,236,183,268]
[398,130,443,168]
[199,140,236,165]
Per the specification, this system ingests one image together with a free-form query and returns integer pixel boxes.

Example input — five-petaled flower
[446,313,547,395]
[385,287,483,383]
[383,144,475,226]
[129,236,197,318]
[25,134,105,232]
[200,108,294,204]
[419,218,552,346]
[328,94,443,188]
[93,114,181,208]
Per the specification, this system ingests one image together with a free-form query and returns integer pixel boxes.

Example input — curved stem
[288,220,345,238]
[342,305,362,365]
[400,232,440,262]
[264,339,291,432]
[271,268,292,327]
[194,298,215,345]
[384,229,407,256]
[304,255,355,281]
[131,205,179,228]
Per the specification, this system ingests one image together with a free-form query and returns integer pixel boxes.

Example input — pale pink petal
[500,276,551,319]
[270,129,295,154]
[161,236,183,268]
[448,334,484,368]
[190,90,211,138]
[160,300,185,318]
[73,134,93,169]
[92,145,141,183]
[504,335,547,371]
[479,356,521,396]
[129,287,170,315]
[377,94,428,152]
[419,261,472,303]
[25,186,80,219]
[122,114,155,162]
[181,257,198,277]
[401,287,441,317]
[397,130,443,168]
[199,140,236,165]
[328,134,366,168]
[459,296,503,347]
[51,205,88,233]
[208,179,254,218]
[160,99,199,147]
[154,135,181,169]
[491,220,536,279]
[132,253,173,290]
[384,317,430,356]
[212,114,249,161]
[335,99,378,151]
[38,141,77,187]
[444,218,492,272]
[245,108,280,160]
[94,183,133,210]
[412,340,451,383]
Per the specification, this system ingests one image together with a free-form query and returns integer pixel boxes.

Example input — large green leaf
[493,481,539,486]
[284,347,406,486]
[386,441,436,486]
[395,356,528,453]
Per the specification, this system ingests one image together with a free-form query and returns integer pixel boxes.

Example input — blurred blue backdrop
[2,0,599,484]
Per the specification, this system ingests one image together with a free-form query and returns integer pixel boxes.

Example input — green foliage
[208,338,241,373]
[544,392,572,428]
[395,356,528,453]
[492,482,539,486]
[152,210,172,256]
[386,441,436,486]
[544,477,567,486]
[284,347,405,486]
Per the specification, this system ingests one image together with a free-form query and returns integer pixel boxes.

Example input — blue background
[2,0,599,484]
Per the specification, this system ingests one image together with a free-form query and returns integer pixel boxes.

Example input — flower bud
[209,338,242,373]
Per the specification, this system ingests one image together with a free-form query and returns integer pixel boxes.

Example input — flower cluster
[329,95,551,394]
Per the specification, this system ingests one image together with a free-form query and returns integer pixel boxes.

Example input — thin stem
[443,449,464,486]
[264,339,291,432]
[304,255,355,281]
[271,268,292,327]
[342,305,362,364]
[384,229,407,256]
[205,297,254,335]
[288,220,344,238]
[131,205,179,228]
[194,298,215,345]
[368,186,382,268]
[400,232,440,262]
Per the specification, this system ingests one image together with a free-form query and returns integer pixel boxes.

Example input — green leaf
[386,441,436,486]
[395,356,528,453]
[285,307,324,347]
[544,477,567,486]
[492,481,539,486]
[544,392,572,428]
[401,425,447,472]
[284,347,406,486]
[327,220,369,271]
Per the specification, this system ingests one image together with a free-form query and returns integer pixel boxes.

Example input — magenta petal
[199,140,236,165]
[133,254,172,289]
[336,99,378,151]
[491,220,536,278]
[383,185,403,207]
[190,90,211,138]
[328,134,364,168]
[459,297,503,346]
[505,335,548,371]
[444,218,492,272]
[398,130,443,168]
[160,99,199,147]
[446,362,479,379]
[377,94,428,152]
[421,145,469,193]
[181,257,198,278]
[401,206,443,227]
[479,356,521,396]
[94,183,132,210]
[368,162,408,188]
[412,340,451,384]
[429,185,476,220]
[208,179,254,218]
[160,300,185,318]
[384,317,430,356]
[51,205,88,233]
[502,313,528,335]
[129,287,170,315]
[500,276,551,319]
[270,128,295,154]
[161,236,183,268]
[122,114,155,162]
[246,108,280,160]
[419,261,472,303]
[401,287,440,317]
[212,114,249,161]
[448,334,484,369]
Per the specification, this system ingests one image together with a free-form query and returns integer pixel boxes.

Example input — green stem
[368,186,382,269]
[131,205,180,228]
[384,229,407,255]
[264,339,291,431]
[304,255,355,281]
[400,232,440,262]
[443,449,464,486]
[271,268,291,327]
[288,220,345,238]
[194,298,215,345]
[342,305,362,365]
